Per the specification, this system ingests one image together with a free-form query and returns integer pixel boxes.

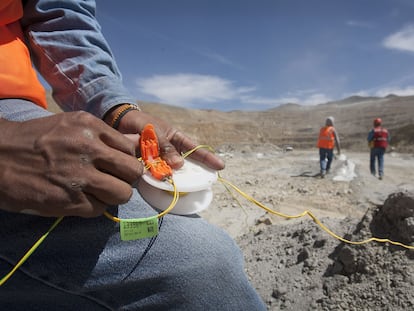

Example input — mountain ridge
[46,94,414,152]
[138,95,414,152]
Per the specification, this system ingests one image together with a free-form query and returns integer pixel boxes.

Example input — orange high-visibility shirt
[0,0,47,108]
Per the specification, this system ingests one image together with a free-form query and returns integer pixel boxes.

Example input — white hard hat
[326,116,334,126]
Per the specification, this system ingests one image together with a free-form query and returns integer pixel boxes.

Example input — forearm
[367,131,374,142]
[20,0,136,119]
[334,131,341,153]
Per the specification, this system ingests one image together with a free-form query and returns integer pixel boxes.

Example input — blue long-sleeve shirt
[1,0,136,121]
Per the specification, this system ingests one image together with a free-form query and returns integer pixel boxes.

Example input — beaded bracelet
[110,104,140,129]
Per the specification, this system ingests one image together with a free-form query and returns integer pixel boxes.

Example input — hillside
[137,95,414,153]
[46,94,414,152]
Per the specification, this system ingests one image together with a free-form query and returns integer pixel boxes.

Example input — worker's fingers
[166,129,225,171]
[94,144,144,184]
[158,139,185,170]
[123,133,141,149]
[83,170,134,206]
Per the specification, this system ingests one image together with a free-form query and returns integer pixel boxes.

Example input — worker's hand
[0,112,143,217]
[106,107,225,171]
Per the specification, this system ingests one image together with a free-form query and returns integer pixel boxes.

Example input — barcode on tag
[120,216,159,241]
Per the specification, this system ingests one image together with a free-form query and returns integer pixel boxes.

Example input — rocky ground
[199,145,414,310]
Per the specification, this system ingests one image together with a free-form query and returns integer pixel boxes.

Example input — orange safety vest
[0,0,47,108]
[317,126,335,149]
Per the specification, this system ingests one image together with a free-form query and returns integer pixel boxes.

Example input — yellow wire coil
[218,176,414,250]
[0,216,64,286]
[104,178,179,222]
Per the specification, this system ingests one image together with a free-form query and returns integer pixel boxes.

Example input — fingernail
[170,154,184,167]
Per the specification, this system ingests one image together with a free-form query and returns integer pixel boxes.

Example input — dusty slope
[200,148,414,237]
[199,147,414,310]
[139,95,414,153]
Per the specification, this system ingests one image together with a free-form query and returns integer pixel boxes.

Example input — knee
[159,218,264,308]
[158,216,246,279]
[175,218,244,270]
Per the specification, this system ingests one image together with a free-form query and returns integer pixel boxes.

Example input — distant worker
[367,118,390,180]
[317,116,341,178]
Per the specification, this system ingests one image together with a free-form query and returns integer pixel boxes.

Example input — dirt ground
[199,146,414,310]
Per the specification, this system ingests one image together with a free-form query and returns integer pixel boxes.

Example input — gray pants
[0,190,266,310]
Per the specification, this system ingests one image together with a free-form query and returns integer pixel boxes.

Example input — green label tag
[120,216,159,241]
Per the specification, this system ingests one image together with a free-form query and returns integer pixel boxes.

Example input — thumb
[159,139,184,169]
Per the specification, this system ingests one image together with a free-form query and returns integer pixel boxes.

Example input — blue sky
[95,0,414,111]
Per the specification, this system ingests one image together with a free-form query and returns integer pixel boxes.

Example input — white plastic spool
[137,159,218,215]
